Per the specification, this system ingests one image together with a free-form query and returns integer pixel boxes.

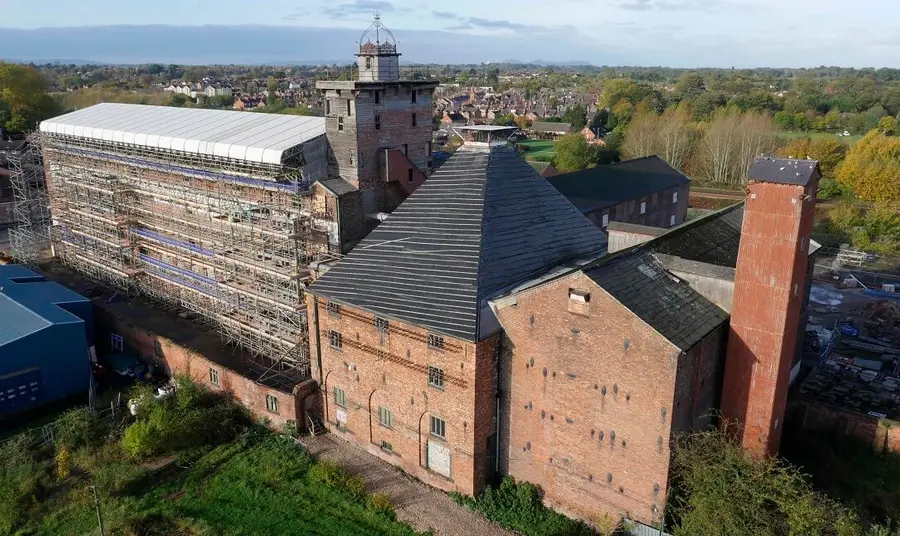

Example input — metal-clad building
[0,264,93,416]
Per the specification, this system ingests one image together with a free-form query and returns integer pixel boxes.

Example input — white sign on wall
[427,440,451,478]
[336,409,348,424]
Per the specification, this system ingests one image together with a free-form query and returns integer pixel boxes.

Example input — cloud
[616,0,726,11]
[433,11,561,34]
[323,0,395,19]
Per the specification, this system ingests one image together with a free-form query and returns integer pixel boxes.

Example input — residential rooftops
[548,155,690,213]
[307,143,608,341]
[39,103,326,167]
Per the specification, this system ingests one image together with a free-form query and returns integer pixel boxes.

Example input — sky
[2,0,899,67]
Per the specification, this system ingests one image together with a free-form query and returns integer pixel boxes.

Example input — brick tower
[720,157,820,457]
[316,16,438,219]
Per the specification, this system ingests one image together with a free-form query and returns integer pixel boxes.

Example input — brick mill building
[308,149,820,527]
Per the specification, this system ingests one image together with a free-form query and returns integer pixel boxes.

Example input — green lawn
[777,131,862,145]
[518,140,556,161]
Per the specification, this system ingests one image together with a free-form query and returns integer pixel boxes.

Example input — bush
[0,435,51,533]
[55,407,105,450]
[368,492,395,517]
[453,476,596,536]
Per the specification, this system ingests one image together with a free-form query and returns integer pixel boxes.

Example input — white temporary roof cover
[39,102,327,166]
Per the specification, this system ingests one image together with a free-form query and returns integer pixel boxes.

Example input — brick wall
[307,295,498,495]
[794,400,900,454]
[587,184,690,233]
[495,272,684,526]
[96,307,316,430]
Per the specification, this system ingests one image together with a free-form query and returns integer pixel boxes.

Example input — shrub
[368,493,395,519]
[55,407,105,450]
[453,476,596,536]
[0,435,51,533]
[56,446,72,481]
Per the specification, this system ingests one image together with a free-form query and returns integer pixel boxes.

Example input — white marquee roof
[39,103,327,166]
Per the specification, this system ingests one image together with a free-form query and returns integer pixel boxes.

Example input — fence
[0,396,127,452]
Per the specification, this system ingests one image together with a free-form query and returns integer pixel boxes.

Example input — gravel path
[303,434,515,536]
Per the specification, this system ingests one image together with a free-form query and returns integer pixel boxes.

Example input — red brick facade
[721,181,816,457]
[794,401,900,454]
[493,272,726,526]
[96,306,318,430]
[308,295,499,495]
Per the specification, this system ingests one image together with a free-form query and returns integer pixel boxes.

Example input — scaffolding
[9,139,51,266]
[41,132,336,380]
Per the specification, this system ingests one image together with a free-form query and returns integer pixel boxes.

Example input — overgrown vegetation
[0,377,420,536]
[451,476,598,536]
[670,426,897,536]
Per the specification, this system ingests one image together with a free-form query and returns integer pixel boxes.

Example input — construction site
[30,103,338,382]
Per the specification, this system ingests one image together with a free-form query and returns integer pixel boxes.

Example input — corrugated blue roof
[0,265,90,346]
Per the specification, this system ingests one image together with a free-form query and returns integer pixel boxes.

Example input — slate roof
[308,144,608,341]
[649,203,745,268]
[548,155,690,213]
[317,177,357,197]
[584,251,730,351]
[749,157,820,186]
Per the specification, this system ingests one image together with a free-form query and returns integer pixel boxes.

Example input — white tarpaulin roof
[39,103,326,166]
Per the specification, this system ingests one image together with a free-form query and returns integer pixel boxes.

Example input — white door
[427,440,451,478]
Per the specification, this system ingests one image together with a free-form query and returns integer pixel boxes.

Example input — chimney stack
[720,157,820,458]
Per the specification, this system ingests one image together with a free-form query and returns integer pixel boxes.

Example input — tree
[562,104,588,131]
[554,133,600,172]
[878,116,897,135]
[698,109,778,185]
[623,106,696,171]
[0,62,60,133]
[589,109,609,131]
[777,137,847,181]
[837,130,900,203]
[169,93,189,107]
[513,115,532,131]
[672,426,862,536]
[675,72,706,101]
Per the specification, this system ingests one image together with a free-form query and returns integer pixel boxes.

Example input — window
[326,301,341,317]
[673,191,679,203]
[427,334,445,350]
[412,90,417,104]
[428,366,445,389]
[374,90,380,104]
[329,330,343,350]
[266,394,279,414]
[346,100,352,116]
[365,57,372,69]
[338,116,344,131]
[426,141,432,156]
[430,416,446,439]
[402,144,408,156]
[110,333,123,352]
[153,339,163,358]
[670,214,676,226]
[407,168,414,183]
[349,149,356,166]
[375,317,389,333]
[601,213,610,228]
[411,113,417,127]
[378,406,393,428]
[326,100,331,115]
[640,201,646,215]
[381,440,393,452]
[209,367,220,386]
[333,386,347,408]
[375,115,381,130]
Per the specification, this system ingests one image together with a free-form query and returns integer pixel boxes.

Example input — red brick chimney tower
[720,157,820,458]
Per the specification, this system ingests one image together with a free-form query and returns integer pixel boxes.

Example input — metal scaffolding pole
[9,139,51,266]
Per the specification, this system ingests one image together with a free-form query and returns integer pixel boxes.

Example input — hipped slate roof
[39,103,326,166]
[308,144,608,341]
[749,157,820,186]
[584,251,729,351]
[548,155,690,213]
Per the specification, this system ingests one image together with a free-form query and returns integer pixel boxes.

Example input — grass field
[518,140,556,161]
[777,131,862,144]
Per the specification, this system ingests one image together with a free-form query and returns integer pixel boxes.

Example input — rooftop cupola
[356,15,400,82]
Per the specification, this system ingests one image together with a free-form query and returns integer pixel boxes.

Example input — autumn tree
[623,106,697,172]
[0,62,60,133]
[554,133,600,172]
[837,130,900,203]
[697,109,778,185]
[776,137,847,180]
